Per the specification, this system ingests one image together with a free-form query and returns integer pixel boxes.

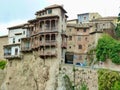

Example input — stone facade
[0,35,8,60]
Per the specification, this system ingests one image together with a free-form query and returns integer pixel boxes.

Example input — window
[69,46,71,49]
[78,45,82,49]
[78,36,81,41]
[39,36,42,41]
[13,38,15,43]
[23,31,25,35]
[83,28,86,32]
[69,36,72,40]
[93,16,95,19]
[84,17,86,20]
[51,34,56,41]
[15,48,18,55]
[18,39,20,42]
[85,37,87,41]
[48,9,52,14]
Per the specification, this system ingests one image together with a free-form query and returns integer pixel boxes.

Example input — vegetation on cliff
[96,34,120,64]
[98,69,120,90]
[0,60,7,69]
[115,13,120,39]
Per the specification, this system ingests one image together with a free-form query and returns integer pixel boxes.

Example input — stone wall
[60,64,98,90]
[0,35,8,60]
[0,51,99,90]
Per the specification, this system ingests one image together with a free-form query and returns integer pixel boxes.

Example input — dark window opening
[45,35,50,41]
[69,46,71,49]
[13,38,15,43]
[18,39,20,42]
[48,9,52,14]
[83,28,86,32]
[15,48,18,55]
[39,36,42,41]
[51,34,56,41]
[69,36,72,40]
[78,45,82,49]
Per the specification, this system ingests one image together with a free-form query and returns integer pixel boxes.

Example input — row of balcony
[39,50,57,57]
[31,40,57,49]
[32,27,58,35]
[4,53,22,59]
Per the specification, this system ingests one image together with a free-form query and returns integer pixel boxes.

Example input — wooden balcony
[32,27,58,35]
[61,42,67,49]
[39,40,57,47]
[21,47,31,52]
[39,50,57,57]
[4,53,22,59]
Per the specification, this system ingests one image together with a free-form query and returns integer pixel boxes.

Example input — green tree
[115,12,120,38]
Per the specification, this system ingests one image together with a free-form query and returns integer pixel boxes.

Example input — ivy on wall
[96,34,120,64]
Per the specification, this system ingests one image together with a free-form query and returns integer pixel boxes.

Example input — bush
[98,69,120,90]
[80,82,88,90]
[0,60,7,69]
[96,34,120,64]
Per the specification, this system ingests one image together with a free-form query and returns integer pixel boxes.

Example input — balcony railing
[4,53,22,59]
[39,50,57,57]
[39,40,57,47]
[21,46,31,52]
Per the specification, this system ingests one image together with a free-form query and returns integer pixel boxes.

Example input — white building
[4,24,28,59]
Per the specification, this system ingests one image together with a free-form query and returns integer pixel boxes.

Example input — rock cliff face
[0,52,98,90]
[1,52,60,90]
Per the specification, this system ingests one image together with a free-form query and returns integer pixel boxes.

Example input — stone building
[4,4,68,64]
[66,13,116,66]
[77,13,101,23]
[3,24,28,59]
[0,35,8,60]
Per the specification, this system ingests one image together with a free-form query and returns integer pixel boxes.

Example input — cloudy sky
[0,0,120,36]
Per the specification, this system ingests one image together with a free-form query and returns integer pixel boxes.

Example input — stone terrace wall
[61,64,98,90]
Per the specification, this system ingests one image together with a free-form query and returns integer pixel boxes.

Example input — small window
[83,28,86,32]
[15,48,18,55]
[18,39,20,42]
[78,45,82,49]
[78,36,81,41]
[48,9,52,14]
[13,38,15,43]
[69,36,72,40]
[23,31,25,35]
[39,37,42,41]
[69,46,71,49]
[84,17,86,20]
[85,37,87,41]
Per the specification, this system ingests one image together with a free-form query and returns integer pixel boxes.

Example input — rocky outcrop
[0,53,98,90]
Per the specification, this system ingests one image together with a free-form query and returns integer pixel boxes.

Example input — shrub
[0,60,7,69]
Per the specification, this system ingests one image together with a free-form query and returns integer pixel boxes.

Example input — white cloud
[0,19,27,36]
